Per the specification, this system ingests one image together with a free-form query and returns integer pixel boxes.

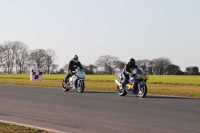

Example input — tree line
[0,41,57,74]
[60,55,200,75]
[0,41,199,75]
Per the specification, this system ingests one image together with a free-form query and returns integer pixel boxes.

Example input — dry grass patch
[0,78,200,97]
[147,84,200,97]
[0,122,54,133]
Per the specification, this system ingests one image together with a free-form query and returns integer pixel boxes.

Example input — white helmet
[72,55,79,62]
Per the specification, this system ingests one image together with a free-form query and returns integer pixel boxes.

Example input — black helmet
[129,58,135,65]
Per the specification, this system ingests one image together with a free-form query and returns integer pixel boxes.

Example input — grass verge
[0,122,54,133]
[0,78,200,97]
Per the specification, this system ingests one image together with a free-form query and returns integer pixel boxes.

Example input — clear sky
[0,0,199,71]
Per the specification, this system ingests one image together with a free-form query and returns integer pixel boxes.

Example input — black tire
[77,80,85,93]
[62,80,69,91]
[138,84,147,98]
[117,85,127,96]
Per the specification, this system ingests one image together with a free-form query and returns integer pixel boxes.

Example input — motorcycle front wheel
[138,84,147,98]
[77,80,85,93]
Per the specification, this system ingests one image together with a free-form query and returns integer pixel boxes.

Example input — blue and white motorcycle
[115,67,149,98]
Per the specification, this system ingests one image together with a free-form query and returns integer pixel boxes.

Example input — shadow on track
[120,94,199,99]
[141,95,199,99]
[83,90,116,93]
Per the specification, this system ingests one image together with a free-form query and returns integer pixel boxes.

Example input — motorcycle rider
[121,58,138,87]
[64,55,84,84]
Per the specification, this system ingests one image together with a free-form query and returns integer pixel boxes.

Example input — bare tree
[29,49,47,69]
[150,57,172,75]
[115,60,126,71]
[45,49,57,74]
[63,63,69,69]
[83,64,97,74]
[13,41,30,74]
[136,59,150,71]
[0,41,16,73]
[51,64,59,73]
[0,45,3,68]
[88,64,97,74]
[95,55,119,74]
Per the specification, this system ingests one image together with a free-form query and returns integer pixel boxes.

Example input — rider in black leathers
[121,58,138,86]
[64,55,84,84]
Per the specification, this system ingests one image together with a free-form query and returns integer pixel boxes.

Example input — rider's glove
[68,70,72,74]
[132,74,136,77]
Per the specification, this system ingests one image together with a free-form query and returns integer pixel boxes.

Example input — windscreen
[132,68,146,75]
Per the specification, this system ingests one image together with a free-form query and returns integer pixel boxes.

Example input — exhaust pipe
[115,80,121,87]
[115,80,123,90]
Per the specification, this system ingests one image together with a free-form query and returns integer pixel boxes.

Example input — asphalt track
[0,84,199,133]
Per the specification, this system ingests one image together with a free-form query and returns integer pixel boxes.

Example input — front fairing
[132,68,145,75]
[125,79,138,94]
[132,67,148,80]
[125,67,148,94]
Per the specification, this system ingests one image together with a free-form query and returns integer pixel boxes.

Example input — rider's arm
[68,61,73,73]
[78,62,84,70]
[124,64,131,75]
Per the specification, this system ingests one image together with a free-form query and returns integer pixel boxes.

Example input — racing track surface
[0,84,199,133]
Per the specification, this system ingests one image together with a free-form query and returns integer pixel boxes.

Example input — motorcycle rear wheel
[62,80,69,91]
[117,85,127,96]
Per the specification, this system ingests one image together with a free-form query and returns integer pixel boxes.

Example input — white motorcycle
[62,68,86,93]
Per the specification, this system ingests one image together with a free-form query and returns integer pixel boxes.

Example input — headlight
[138,75,147,79]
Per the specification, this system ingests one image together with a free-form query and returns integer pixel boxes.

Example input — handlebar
[65,69,85,73]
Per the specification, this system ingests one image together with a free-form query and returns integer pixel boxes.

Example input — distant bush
[185,66,200,75]
[174,70,185,75]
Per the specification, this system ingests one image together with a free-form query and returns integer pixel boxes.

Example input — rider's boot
[65,78,69,85]
[64,78,67,84]
[73,83,77,90]
[120,80,125,90]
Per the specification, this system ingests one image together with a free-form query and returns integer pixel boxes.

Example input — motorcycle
[62,68,86,93]
[114,67,149,98]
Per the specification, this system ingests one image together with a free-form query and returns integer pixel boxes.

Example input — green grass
[0,122,54,133]
[0,74,200,86]
[146,75,200,86]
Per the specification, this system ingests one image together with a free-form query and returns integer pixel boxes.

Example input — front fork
[129,81,144,94]
[138,81,145,92]
[76,79,83,88]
